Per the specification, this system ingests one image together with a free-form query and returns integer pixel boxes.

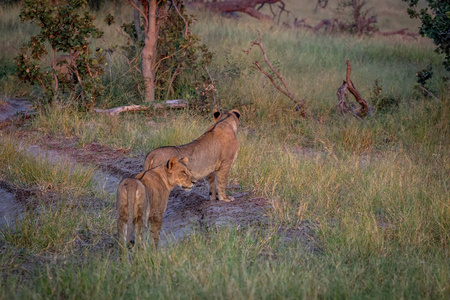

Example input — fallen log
[186,0,283,21]
[94,100,187,116]
[153,99,187,109]
[288,18,419,40]
[376,28,419,40]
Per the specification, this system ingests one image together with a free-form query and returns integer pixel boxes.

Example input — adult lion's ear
[147,159,154,169]
[230,109,241,120]
[180,157,189,165]
[167,157,178,170]
[213,108,221,122]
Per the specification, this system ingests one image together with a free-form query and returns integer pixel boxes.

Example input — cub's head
[166,157,195,190]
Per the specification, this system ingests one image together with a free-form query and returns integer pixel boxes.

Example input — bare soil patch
[0,97,33,125]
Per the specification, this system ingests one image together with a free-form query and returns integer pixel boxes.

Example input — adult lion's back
[143,109,240,202]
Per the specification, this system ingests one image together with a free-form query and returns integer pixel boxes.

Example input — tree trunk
[142,0,159,103]
[133,0,142,41]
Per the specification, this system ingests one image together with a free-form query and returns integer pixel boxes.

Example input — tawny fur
[143,109,240,202]
[116,177,147,246]
[117,157,194,248]
[54,50,80,81]
[136,157,194,248]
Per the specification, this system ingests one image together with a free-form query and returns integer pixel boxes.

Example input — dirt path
[30,135,270,245]
[0,105,270,246]
[0,98,33,123]
[0,98,317,250]
[17,137,269,245]
[0,182,23,228]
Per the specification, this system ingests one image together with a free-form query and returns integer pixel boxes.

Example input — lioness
[143,109,240,202]
[54,50,80,81]
[117,157,195,248]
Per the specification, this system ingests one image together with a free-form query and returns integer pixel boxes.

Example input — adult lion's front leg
[207,172,218,201]
[215,163,234,202]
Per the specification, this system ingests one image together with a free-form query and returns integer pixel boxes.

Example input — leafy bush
[119,2,213,110]
[403,0,450,71]
[371,79,400,112]
[15,0,105,109]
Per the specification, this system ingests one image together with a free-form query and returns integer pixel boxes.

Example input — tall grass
[0,134,95,196]
[1,226,448,299]
[32,103,214,153]
[0,0,449,298]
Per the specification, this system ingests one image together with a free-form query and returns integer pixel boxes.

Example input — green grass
[0,134,113,256]
[31,104,214,154]
[0,134,96,196]
[0,0,449,299]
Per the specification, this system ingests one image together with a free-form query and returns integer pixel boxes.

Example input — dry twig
[243,31,307,116]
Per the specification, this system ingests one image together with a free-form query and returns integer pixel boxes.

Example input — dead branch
[288,17,419,40]
[94,100,187,116]
[205,66,217,106]
[419,86,440,103]
[243,31,307,116]
[186,0,283,21]
[172,0,189,36]
[336,60,372,119]
[376,28,419,40]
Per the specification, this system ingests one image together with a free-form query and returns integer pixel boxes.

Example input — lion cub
[116,176,147,247]
[117,157,194,248]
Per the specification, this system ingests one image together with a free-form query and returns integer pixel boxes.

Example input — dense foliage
[15,0,105,108]
[122,1,213,110]
[403,0,450,71]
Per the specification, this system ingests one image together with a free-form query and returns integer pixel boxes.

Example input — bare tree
[243,32,307,116]
[124,0,173,104]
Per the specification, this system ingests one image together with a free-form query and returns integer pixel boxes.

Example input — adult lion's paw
[220,196,235,202]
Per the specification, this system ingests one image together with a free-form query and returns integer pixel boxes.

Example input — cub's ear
[230,109,241,120]
[135,171,146,180]
[167,157,178,170]
[213,108,221,122]
[180,157,189,165]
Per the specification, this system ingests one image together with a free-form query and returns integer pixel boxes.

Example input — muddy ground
[0,98,316,251]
